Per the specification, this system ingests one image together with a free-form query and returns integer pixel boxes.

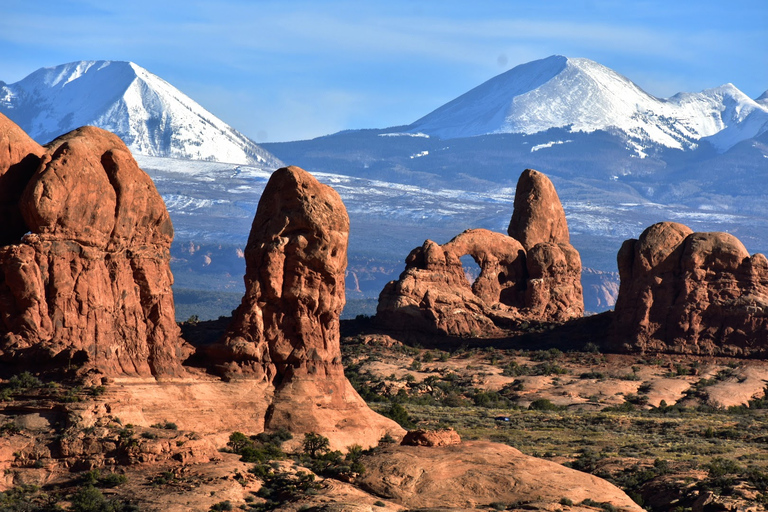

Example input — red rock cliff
[0,115,189,379]
[612,221,768,356]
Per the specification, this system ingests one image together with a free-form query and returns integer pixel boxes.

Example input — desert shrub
[441,392,470,408]
[227,430,289,463]
[7,372,43,390]
[379,433,396,445]
[253,468,321,510]
[308,446,366,479]
[705,457,742,478]
[255,428,293,445]
[528,398,562,411]
[302,432,330,458]
[531,348,562,361]
[584,342,601,354]
[383,403,415,429]
[69,485,138,512]
[209,501,232,511]
[150,421,178,430]
[568,449,604,473]
[227,432,250,453]
[745,467,768,492]
[501,361,531,377]
[579,498,618,511]
[0,423,20,436]
[531,362,568,376]
[472,390,511,408]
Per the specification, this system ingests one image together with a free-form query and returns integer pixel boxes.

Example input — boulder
[0,118,189,379]
[212,166,403,448]
[376,169,582,336]
[401,428,461,447]
[612,221,768,356]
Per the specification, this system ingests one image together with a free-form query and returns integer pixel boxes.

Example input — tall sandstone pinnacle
[213,165,403,446]
[612,221,768,356]
[0,114,189,379]
[508,168,570,250]
[377,168,582,337]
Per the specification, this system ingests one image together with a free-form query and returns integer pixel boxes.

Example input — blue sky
[2,0,766,142]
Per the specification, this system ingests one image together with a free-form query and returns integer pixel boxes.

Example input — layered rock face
[214,166,403,447]
[0,114,188,378]
[377,169,583,336]
[612,221,768,356]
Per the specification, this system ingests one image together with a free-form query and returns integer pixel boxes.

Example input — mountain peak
[1,61,281,168]
[407,55,765,153]
[755,90,768,107]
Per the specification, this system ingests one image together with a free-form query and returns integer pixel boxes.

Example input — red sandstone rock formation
[508,168,570,249]
[612,221,768,356]
[377,169,582,336]
[358,441,644,511]
[0,115,189,379]
[213,165,403,447]
[401,428,461,447]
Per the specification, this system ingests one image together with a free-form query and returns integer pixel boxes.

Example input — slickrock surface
[213,166,403,449]
[0,116,189,379]
[358,441,643,511]
[377,169,582,336]
[612,221,768,356]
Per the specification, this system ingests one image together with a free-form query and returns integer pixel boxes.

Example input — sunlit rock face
[212,165,403,448]
[377,169,583,337]
[0,114,189,379]
[612,221,768,356]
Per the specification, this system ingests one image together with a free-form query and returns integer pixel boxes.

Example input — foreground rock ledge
[0,115,189,379]
[211,165,403,448]
[377,168,583,337]
[358,441,643,511]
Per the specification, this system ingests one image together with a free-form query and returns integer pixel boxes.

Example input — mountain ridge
[0,60,282,167]
[406,55,768,155]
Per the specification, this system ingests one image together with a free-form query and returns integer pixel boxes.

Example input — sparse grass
[342,336,768,510]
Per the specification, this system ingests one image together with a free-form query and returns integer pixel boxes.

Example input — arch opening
[460,254,481,287]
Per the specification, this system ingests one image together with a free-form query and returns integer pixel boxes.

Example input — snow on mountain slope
[408,55,768,154]
[0,61,281,167]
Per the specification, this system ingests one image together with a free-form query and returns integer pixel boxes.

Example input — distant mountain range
[264,56,768,221]
[0,60,281,167]
[408,55,768,154]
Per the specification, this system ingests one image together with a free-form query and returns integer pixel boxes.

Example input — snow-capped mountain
[756,90,768,108]
[407,55,768,154]
[0,61,281,167]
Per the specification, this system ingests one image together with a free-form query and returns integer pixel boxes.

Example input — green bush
[7,372,43,390]
[227,431,288,463]
[69,485,137,512]
[528,398,562,411]
[383,403,415,429]
[302,432,330,458]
